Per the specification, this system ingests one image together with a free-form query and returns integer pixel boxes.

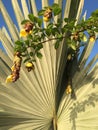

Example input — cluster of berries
[43,8,52,22]
[6,52,22,83]
[20,8,52,37]
[6,52,34,83]
[20,22,34,37]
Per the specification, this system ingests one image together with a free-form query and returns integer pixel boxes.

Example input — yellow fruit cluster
[43,8,52,22]
[20,22,34,37]
[66,85,72,94]
[25,62,35,72]
[6,52,22,83]
[89,36,95,42]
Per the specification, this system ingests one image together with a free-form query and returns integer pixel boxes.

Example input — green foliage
[51,3,62,16]
[55,40,60,49]
[15,40,24,45]
[28,14,35,22]
[36,52,43,59]
[14,3,98,64]
[52,7,61,16]
[36,43,43,51]
[21,19,30,24]
[64,18,69,23]
[91,9,98,17]
[38,10,45,16]
[68,41,76,51]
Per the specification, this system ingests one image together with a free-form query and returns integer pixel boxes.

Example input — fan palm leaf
[0,0,98,130]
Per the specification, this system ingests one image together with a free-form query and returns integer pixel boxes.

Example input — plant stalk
[53,116,57,130]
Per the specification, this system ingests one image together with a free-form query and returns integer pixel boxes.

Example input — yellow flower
[43,8,52,22]
[89,36,95,42]
[66,85,72,94]
[20,29,32,37]
[25,62,35,72]
[6,75,13,83]
[43,17,49,22]
[25,62,33,67]
[82,35,88,42]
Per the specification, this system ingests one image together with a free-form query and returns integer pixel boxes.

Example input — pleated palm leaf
[0,0,98,130]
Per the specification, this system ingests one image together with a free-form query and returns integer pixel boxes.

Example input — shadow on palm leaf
[81,66,98,87]
[70,93,98,130]
[0,113,32,129]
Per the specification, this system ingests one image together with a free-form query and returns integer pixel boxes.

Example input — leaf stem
[53,116,57,130]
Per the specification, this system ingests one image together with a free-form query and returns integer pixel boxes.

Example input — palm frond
[0,0,98,130]
[0,0,19,41]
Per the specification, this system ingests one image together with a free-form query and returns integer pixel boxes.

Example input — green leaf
[29,52,34,56]
[53,7,61,16]
[38,9,45,16]
[44,6,51,10]
[33,28,39,34]
[55,19,62,28]
[51,3,61,16]
[47,23,53,29]
[51,27,59,36]
[54,40,60,49]
[23,57,31,63]
[14,46,21,52]
[61,27,67,34]
[93,28,98,32]
[35,43,43,52]
[36,52,43,59]
[15,40,24,45]
[22,47,27,52]
[64,18,69,23]
[67,21,75,30]
[37,43,43,49]
[37,18,42,27]
[69,43,76,50]
[45,28,51,36]
[30,59,36,62]
[21,19,30,24]
[31,44,36,49]
[33,35,41,42]
[91,9,98,17]
[41,33,46,40]
[27,34,32,39]
[71,45,76,50]
[28,14,35,22]
[51,3,59,9]
[57,34,63,39]
[25,40,30,46]
[14,46,23,53]
[28,15,42,27]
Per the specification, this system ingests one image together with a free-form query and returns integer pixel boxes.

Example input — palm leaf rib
[11,0,24,30]
[55,0,85,111]
[28,0,38,16]
[0,29,14,59]
[21,0,29,19]
[0,0,19,41]
[0,0,98,130]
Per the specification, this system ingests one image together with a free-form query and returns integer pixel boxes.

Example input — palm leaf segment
[0,0,98,129]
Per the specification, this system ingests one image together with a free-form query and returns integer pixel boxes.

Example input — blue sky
[0,0,98,63]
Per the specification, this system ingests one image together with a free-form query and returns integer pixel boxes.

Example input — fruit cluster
[20,22,34,37]
[6,52,22,83]
[43,8,52,22]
